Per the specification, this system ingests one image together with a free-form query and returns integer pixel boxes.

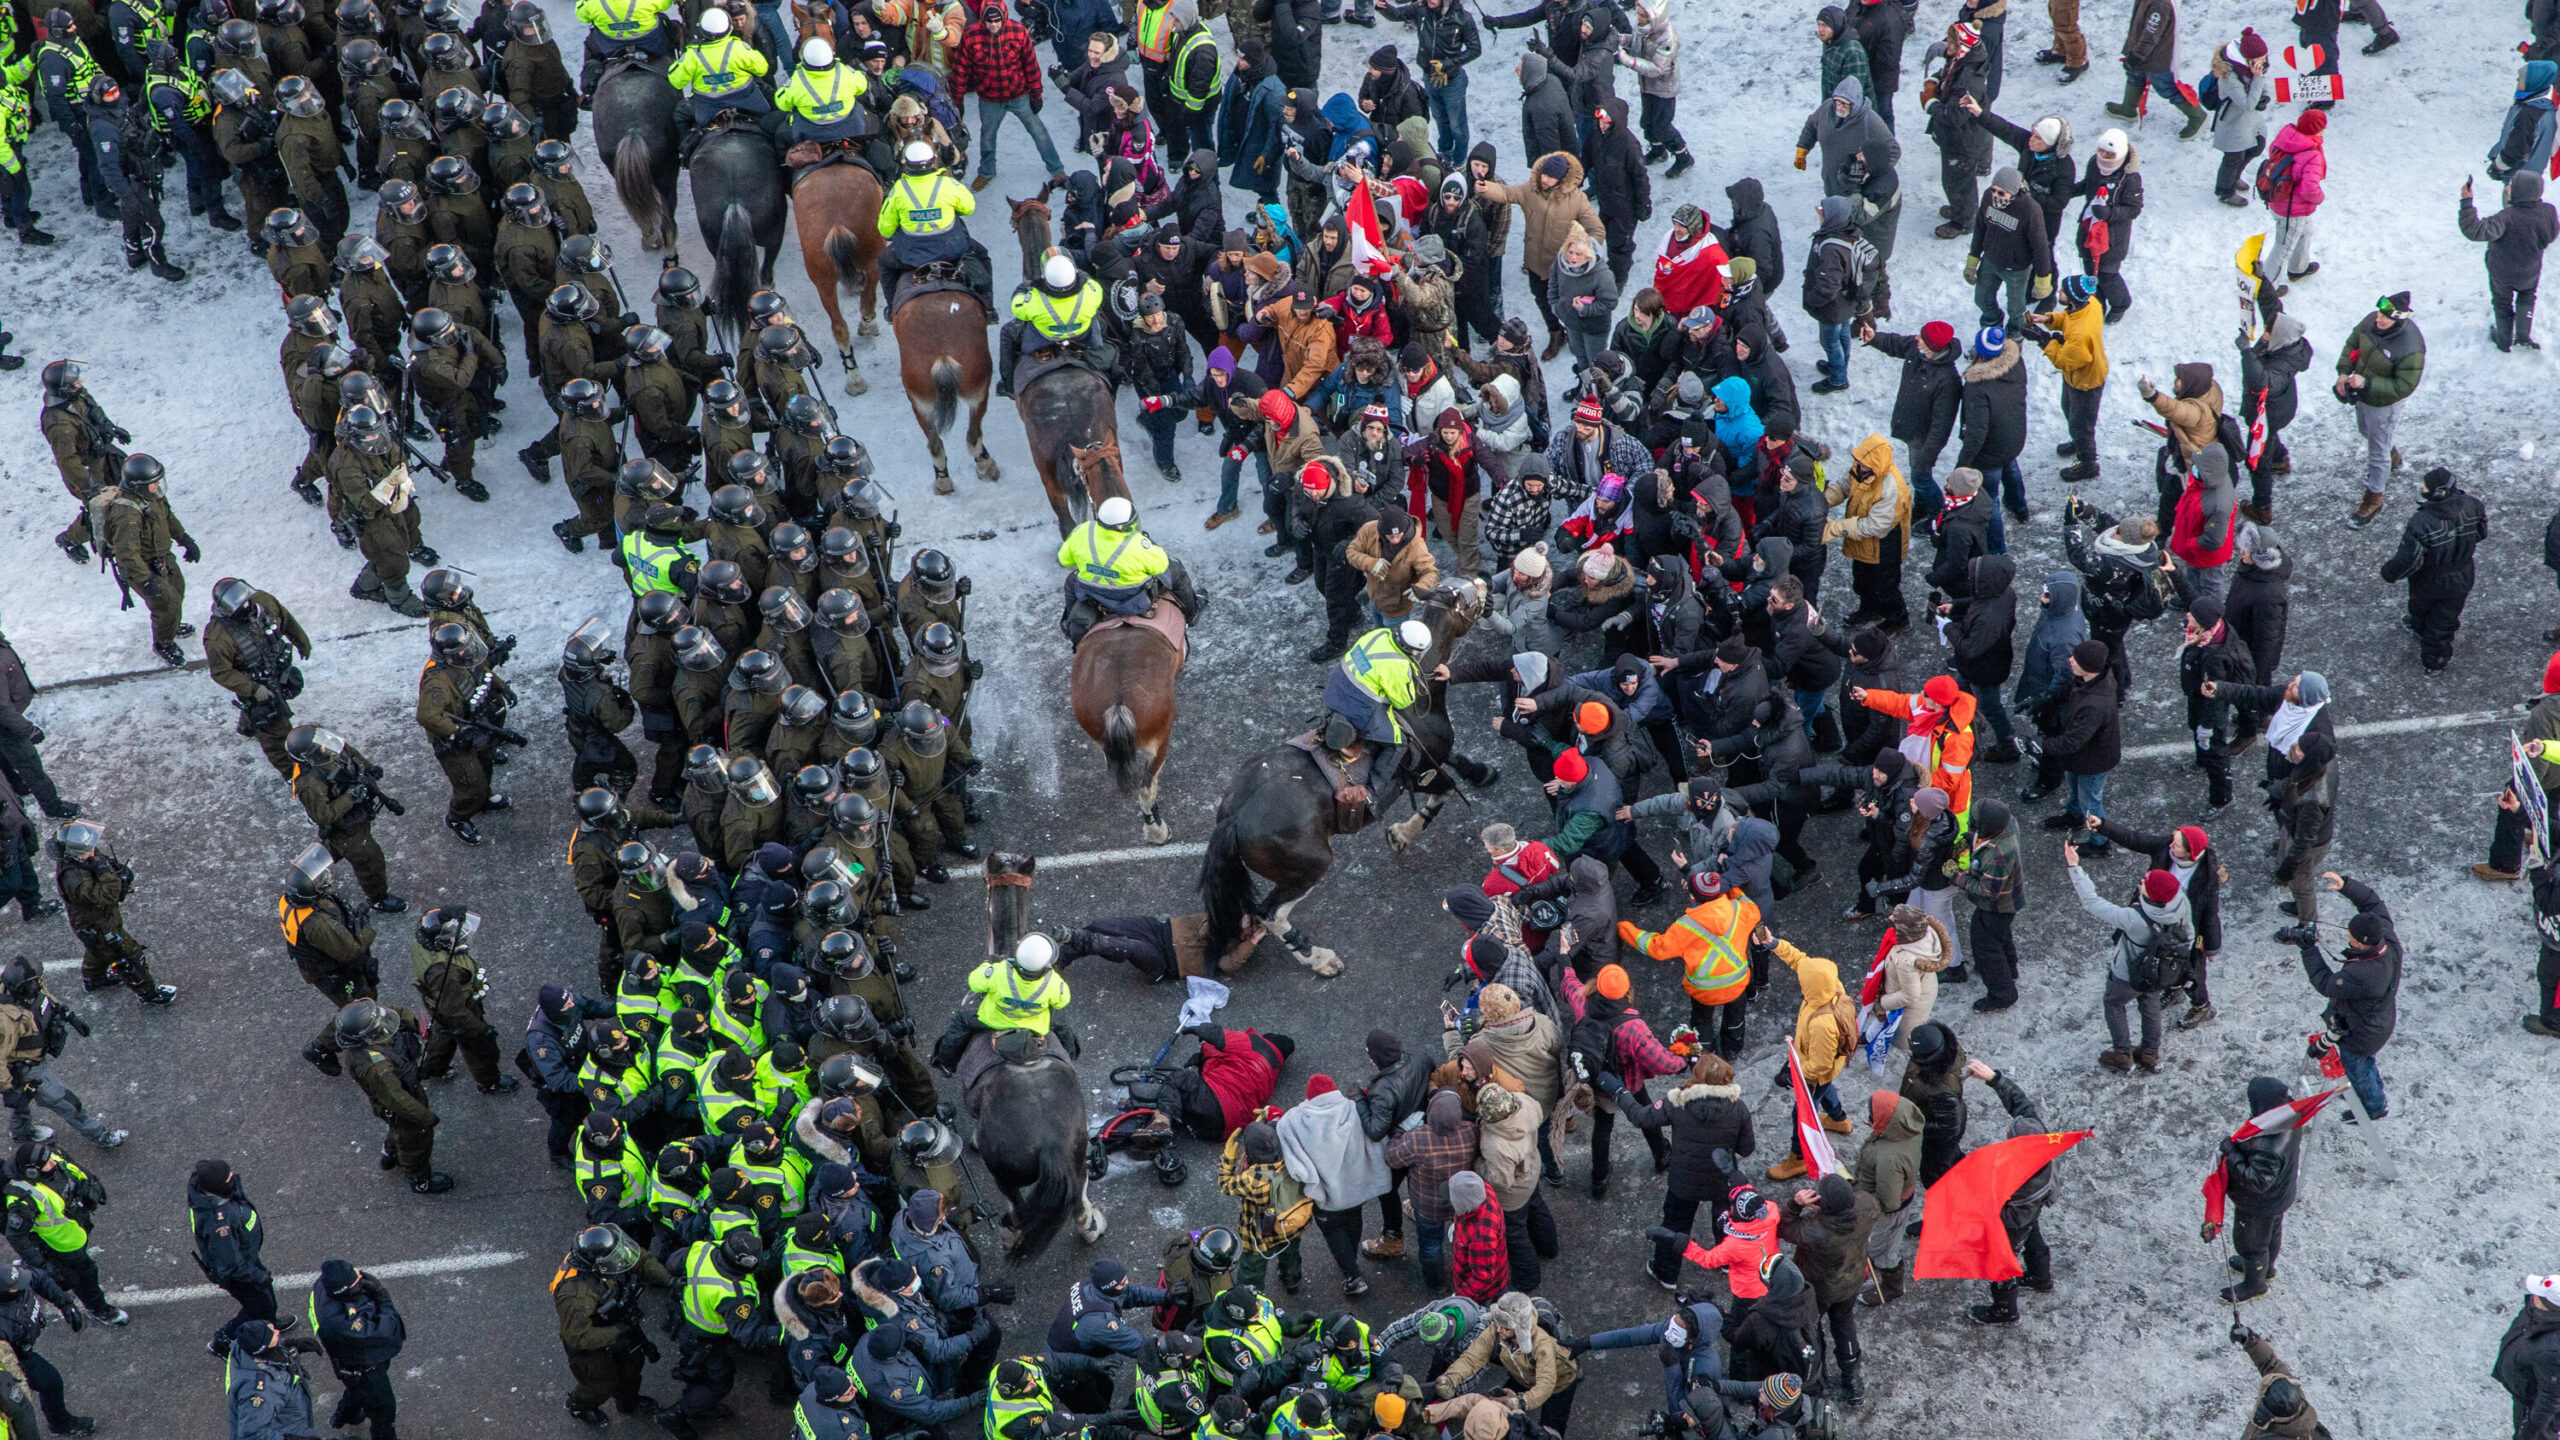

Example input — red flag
[1857,927,1897,1009]
[1913,1130,2094,1280]
[1342,182,1397,277]
[2201,1088,2343,1233]
[1788,1040,1846,1180]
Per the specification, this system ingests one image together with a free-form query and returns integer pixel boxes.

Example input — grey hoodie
[2015,570,2088,705]
[2069,862,2191,983]
[1796,76,1902,199]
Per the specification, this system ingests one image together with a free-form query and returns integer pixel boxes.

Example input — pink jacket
[2265,125,2326,217]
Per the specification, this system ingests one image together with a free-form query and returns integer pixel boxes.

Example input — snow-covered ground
[6,0,2560,1432]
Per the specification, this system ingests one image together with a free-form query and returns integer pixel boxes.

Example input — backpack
[0,1004,44,1068]
[2252,146,2299,208]
[1818,233,1881,306]
[892,66,968,150]
[2126,916,2195,992]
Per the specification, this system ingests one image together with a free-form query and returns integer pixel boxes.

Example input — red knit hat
[2141,870,2181,906]
[1259,390,1298,427]
[1576,700,1611,735]
[2176,825,2210,858]
[2237,26,2267,60]
[1552,748,1589,783]
[1922,675,1960,708]
[1305,1074,1337,1099]
[2543,649,2560,695]
[1573,395,1605,426]
[1920,320,1956,351]
[2296,108,2327,135]
[1299,461,1332,496]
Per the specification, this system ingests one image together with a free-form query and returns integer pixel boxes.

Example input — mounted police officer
[1054,494,1206,645]
[930,931,1071,1072]
[575,0,682,100]
[1322,620,1432,816]
[998,249,1109,399]
[775,37,873,162]
[668,7,783,161]
[875,140,990,309]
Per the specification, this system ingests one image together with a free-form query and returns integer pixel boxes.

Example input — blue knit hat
[2061,275,2099,307]
[1973,325,2007,359]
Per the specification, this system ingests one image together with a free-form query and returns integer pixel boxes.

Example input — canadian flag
[2201,1087,2345,1233]
[1343,181,1399,277]
[1788,1038,1847,1179]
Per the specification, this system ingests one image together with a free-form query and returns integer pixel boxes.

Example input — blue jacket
[850,1337,983,1424]
[1710,376,1764,463]
[2013,570,2088,712]
[2493,67,2560,175]
[1321,92,1375,164]
[1585,1301,1726,1416]
[1566,665,1672,724]
[794,1383,868,1440]
[1222,74,1288,194]
[227,1342,320,1440]
[1308,359,1405,431]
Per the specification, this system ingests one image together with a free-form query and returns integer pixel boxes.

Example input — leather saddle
[1080,595,1188,660]
[1286,730,1374,834]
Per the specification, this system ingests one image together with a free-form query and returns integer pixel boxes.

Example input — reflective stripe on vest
[679,1244,748,1332]
[621,531,686,594]
[24,1182,85,1252]
[984,1371,1056,1440]
[1167,29,1220,109]
[1133,1,1175,62]
[890,174,962,234]
[1670,914,1747,999]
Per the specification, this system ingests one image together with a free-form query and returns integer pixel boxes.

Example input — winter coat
[2495,1301,2560,1440]
[1606,1077,1754,1199]
[2300,878,2399,1054]
[1223,71,1288,193]
[1471,1008,1564,1110]
[1474,1089,1546,1209]
[1969,187,2053,278]
[2240,314,2311,435]
[2224,555,2290,682]
[1853,0,1908,96]
[2171,446,2239,570]
[1868,330,1962,472]
[1257,0,1323,88]
[1978,109,2078,244]
[1356,1052,1438,1142]
[1517,56,1578,171]
[2014,571,2088,713]
[2069,861,2192,988]
[1584,99,1651,232]
[1438,1316,1579,1408]
[1874,914,1950,1031]
[1818,27,1873,109]
[2121,0,2176,73]
[1617,4,1679,99]
[1344,520,1442,617]
[1359,56,1428,136]
[1801,204,1864,326]
[2491,65,2560,177]
[1854,1093,1925,1214]
[1928,491,1999,597]
[1776,1187,1880,1308]
[1276,1089,1394,1211]
[1481,153,1608,280]
[2046,667,2120,774]
[2180,615,2255,734]
[2382,484,2488,598]
[2261,122,2325,217]
[2334,311,2425,409]
[2461,174,2560,291]
[1379,0,1484,71]
[1950,553,2018,687]
[2090,818,2222,955]
[2272,759,2337,873]
[2074,146,2144,274]
[1717,178,1787,291]
[1772,940,1855,1085]
[2034,295,2107,391]
[2147,368,2225,459]
[1897,1032,1968,1174]
[1798,76,1901,201]
[1954,341,2028,471]
[1820,434,1913,566]
[1547,233,1621,336]
[2207,50,2272,154]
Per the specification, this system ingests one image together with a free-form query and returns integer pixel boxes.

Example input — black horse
[963,852,1104,1262]
[1199,578,1489,976]
[691,125,789,346]
[592,59,678,253]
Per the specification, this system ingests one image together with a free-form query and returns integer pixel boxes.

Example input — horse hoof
[977,457,1002,482]
[1143,818,1172,845]
[1387,815,1427,850]
[934,472,956,496]
[858,319,880,338]
[1299,946,1346,978]
[844,376,868,397]
[1076,1207,1108,1243]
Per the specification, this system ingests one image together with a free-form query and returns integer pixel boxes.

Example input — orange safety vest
[1628,894,1760,1005]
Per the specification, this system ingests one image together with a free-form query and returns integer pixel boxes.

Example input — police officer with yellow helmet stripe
[1056,494,1206,645]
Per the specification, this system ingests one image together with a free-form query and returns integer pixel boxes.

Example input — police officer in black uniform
[87,75,189,281]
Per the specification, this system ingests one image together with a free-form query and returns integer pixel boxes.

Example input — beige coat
[1474,1089,1544,1210]
[1344,520,1443,618]
[1874,913,1951,1031]
[1476,152,1607,278]
[1436,1319,1580,1408]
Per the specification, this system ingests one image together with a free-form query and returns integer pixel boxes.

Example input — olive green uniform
[41,393,120,558]
[657,299,726,386]
[538,169,596,237]
[570,807,676,985]
[411,935,502,1086]
[703,520,769,596]
[416,656,497,822]
[893,573,961,650]
[275,107,349,246]
[840,967,937,1116]
[485,128,538,188]
[497,37,576,143]
[559,411,624,542]
[347,1007,440,1180]
[426,188,495,273]
[103,488,195,647]
[329,438,425,597]
[896,656,976,771]
[279,889,379,1066]
[339,266,411,393]
[286,349,344,499]
[56,850,163,996]
[563,662,642,793]
[291,742,396,903]
[553,1251,672,1412]
[621,353,694,468]
[413,322,501,488]
[204,588,312,777]
[700,406,754,483]
[611,879,678,965]
[266,239,331,298]
[378,126,434,190]
[881,721,964,864]
[375,203,435,307]
[717,791,787,874]
[213,102,291,250]
[493,215,559,367]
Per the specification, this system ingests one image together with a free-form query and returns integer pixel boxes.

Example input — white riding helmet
[903,140,936,167]
[1012,933,1058,974]
[1096,496,1135,528]
[1396,619,1432,653]
[801,36,835,67]
[1041,253,1079,291]
[697,7,731,34]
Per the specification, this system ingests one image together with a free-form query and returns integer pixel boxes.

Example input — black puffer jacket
[2460,173,2560,291]
[1868,330,1962,476]
[2223,1078,2303,1218]
[1603,1074,1755,1200]
[1953,340,2028,471]
[2223,554,2290,682]
[1949,554,2017,687]
[1584,97,1652,233]
[1715,177,1785,290]
[1927,492,1998,598]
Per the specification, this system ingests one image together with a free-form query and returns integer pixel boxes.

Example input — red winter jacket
[949,8,1043,102]
[1653,228,1729,316]
[1196,1028,1284,1137]
[1683,1206,1780,1298]
[2170,473,2237,569]
[1451,1194,1511,1303]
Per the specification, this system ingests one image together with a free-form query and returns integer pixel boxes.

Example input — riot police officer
[102,453,200,667]
[561,619,644,795]
[204,577,313,778]
[333,999,452,1191]
[882,700,971,882]
[553,1224,670,1426]
[410,306,503,501]
[284,725,405,911]
[410,907,517,1093]
[280,843,382,1073]
[53,821,177,1005]
[87,76,187,279]
[329,403,435,617]
[418,622,518,844]
[37,360,124,567]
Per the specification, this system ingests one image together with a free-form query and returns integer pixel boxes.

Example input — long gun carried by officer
[331,754,408,819]
[398,343,463,487]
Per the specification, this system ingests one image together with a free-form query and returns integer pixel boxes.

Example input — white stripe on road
[1020,708,2524,870]
[2117,708,2515,761]
[114,1250,528,1307]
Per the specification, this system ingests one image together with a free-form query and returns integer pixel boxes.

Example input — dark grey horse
[592,60,678,253]
[1198,579,1489,976]
[690,128,788,347]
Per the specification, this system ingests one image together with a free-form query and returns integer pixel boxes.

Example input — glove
[1442,965,1474,991]
[966,659,985,681]
[979,1281,1018,1305]
[62,1307,84,1333]
[970,1315,998,1341]
[2230,1317,2257,1348]
[885,1017,914,1039]
[1793,147,1808,170]
[1565,1334,1592,1356]
[1228,445,1248,462]
[2136,376,2157,399]
[2029,273,2053,301]
[1963,255,1981,284]
[955,576,972,597]
[1030,93,1044,114]
[24,727,41,745]
[179,538,201,563]
[1142,395,1167,412]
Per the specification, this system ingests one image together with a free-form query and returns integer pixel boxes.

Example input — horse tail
[929,358,961,434]
[1199,809,1255,963]
[712,201,757,344]
[611,132,664,246]
[823,225,865,289]
[1102,703,1142,794]
[1006,1138,1078,1263]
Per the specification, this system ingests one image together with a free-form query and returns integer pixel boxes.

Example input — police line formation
[7,0,2560,1433]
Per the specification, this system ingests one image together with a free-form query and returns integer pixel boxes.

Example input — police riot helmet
[769,523,816,573]
[791,764,837,807]
[480,98,526,137]
[814,588,870,636]
[284,842,336,900]
[376,99,420,136]
[801,880,850,928]
[911,548,956,590]
[421,33,466,73]
[635,590,686,635]
[672,627,726,673]
[285,291,336,335]
[119,454,165,493]
[574,1224,641,1275]
[505,0,548,41]
[818,528,869,577]
[819,435,871,479]
[698,561,750,606]
[747,290,791,327]
[335,0,380,32]
[778,686,826,729]
[335,999,399,1048]
[561,377,607,418]
[898,1117,961,1164]
[623,326,670,362]
[211,577,258,618]
[339,404,393,456]
[421,0,466,27]
[895,701,938,742]
[916,623,961,666]
[410,307,458,347]
[815,994,878,1046]
[704,378,746,418]
[836,478,887,521]
[613,840,659,878]
[278,74,324,117]
[56,822,104,858]
[561,617,617,676]
[428,621,486,666]
[781,393,825,436]
[657,267,703,308]
[501,180,544,220]
[618,457,677,501]
[535,138,574,175]
[339,34,385,73]
[800,35,835,67]
[826,788,881,839]
[708,484,761,527]
[730,649,785,694]
[420,568,471,608]
[283,724,345,765]
[726,756,780,806]
[424,152,478,196]
[563,234,613,272]
[575,788,623,826]
[39,360,83,400]
[417,906,479,951]
[215,18,263,54]
[759,587,811,633]
[725,449,771,492]
[836,746,884,791]
[337,234,390,271]
[1190,1227,1240,1274]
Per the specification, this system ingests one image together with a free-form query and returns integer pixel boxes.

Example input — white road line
[1028,708,2522,869]
[2117,708,2514,761]
[115,1250,527,1307]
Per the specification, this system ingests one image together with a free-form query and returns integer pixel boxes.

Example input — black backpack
[2126,916,2195,992]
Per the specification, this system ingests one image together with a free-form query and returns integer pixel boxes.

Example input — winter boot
[2060,459,2099,482]
[1837,1341,1864,1404]
[2132,1047,2161,1073]
[1359,1233,1405,1259]
[1966,1286,2020,1325]
[518,445,551,483]
[0,335,18,371]
[2521,296,2542,349]
[2348,491,2386,529]
[2361,26,2399,52]
[2058,63,2087,83]
[2174,96,2209,139]
[1542,325,1570,361]
[2105,76,2143,118]
[2524,1014,2560,1037]
[2033,46,2065,62]
[1765,1153,1809,1181]
[1665,150,1696,178]
[2176,1002,2217,1029]
[146,234,186,281]
[385,586,432,618]
[1642,143,1670,164]
[153,640,187,667]
[208,198,244,231]
[14,223,54,246]
[2097,1047,2135,1072]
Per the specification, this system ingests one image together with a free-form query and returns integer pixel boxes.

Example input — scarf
[2265,698,2323,754]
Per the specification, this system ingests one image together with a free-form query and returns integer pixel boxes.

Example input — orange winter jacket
[1856,686,1979,816]
[1620,892,1761,1006]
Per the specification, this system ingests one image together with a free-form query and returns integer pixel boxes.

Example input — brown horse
[1064,446,1185,842]
[1008,192,1120,535]
[788,0,834,52]
[890,274,1001,494]
[793,162,886,394]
